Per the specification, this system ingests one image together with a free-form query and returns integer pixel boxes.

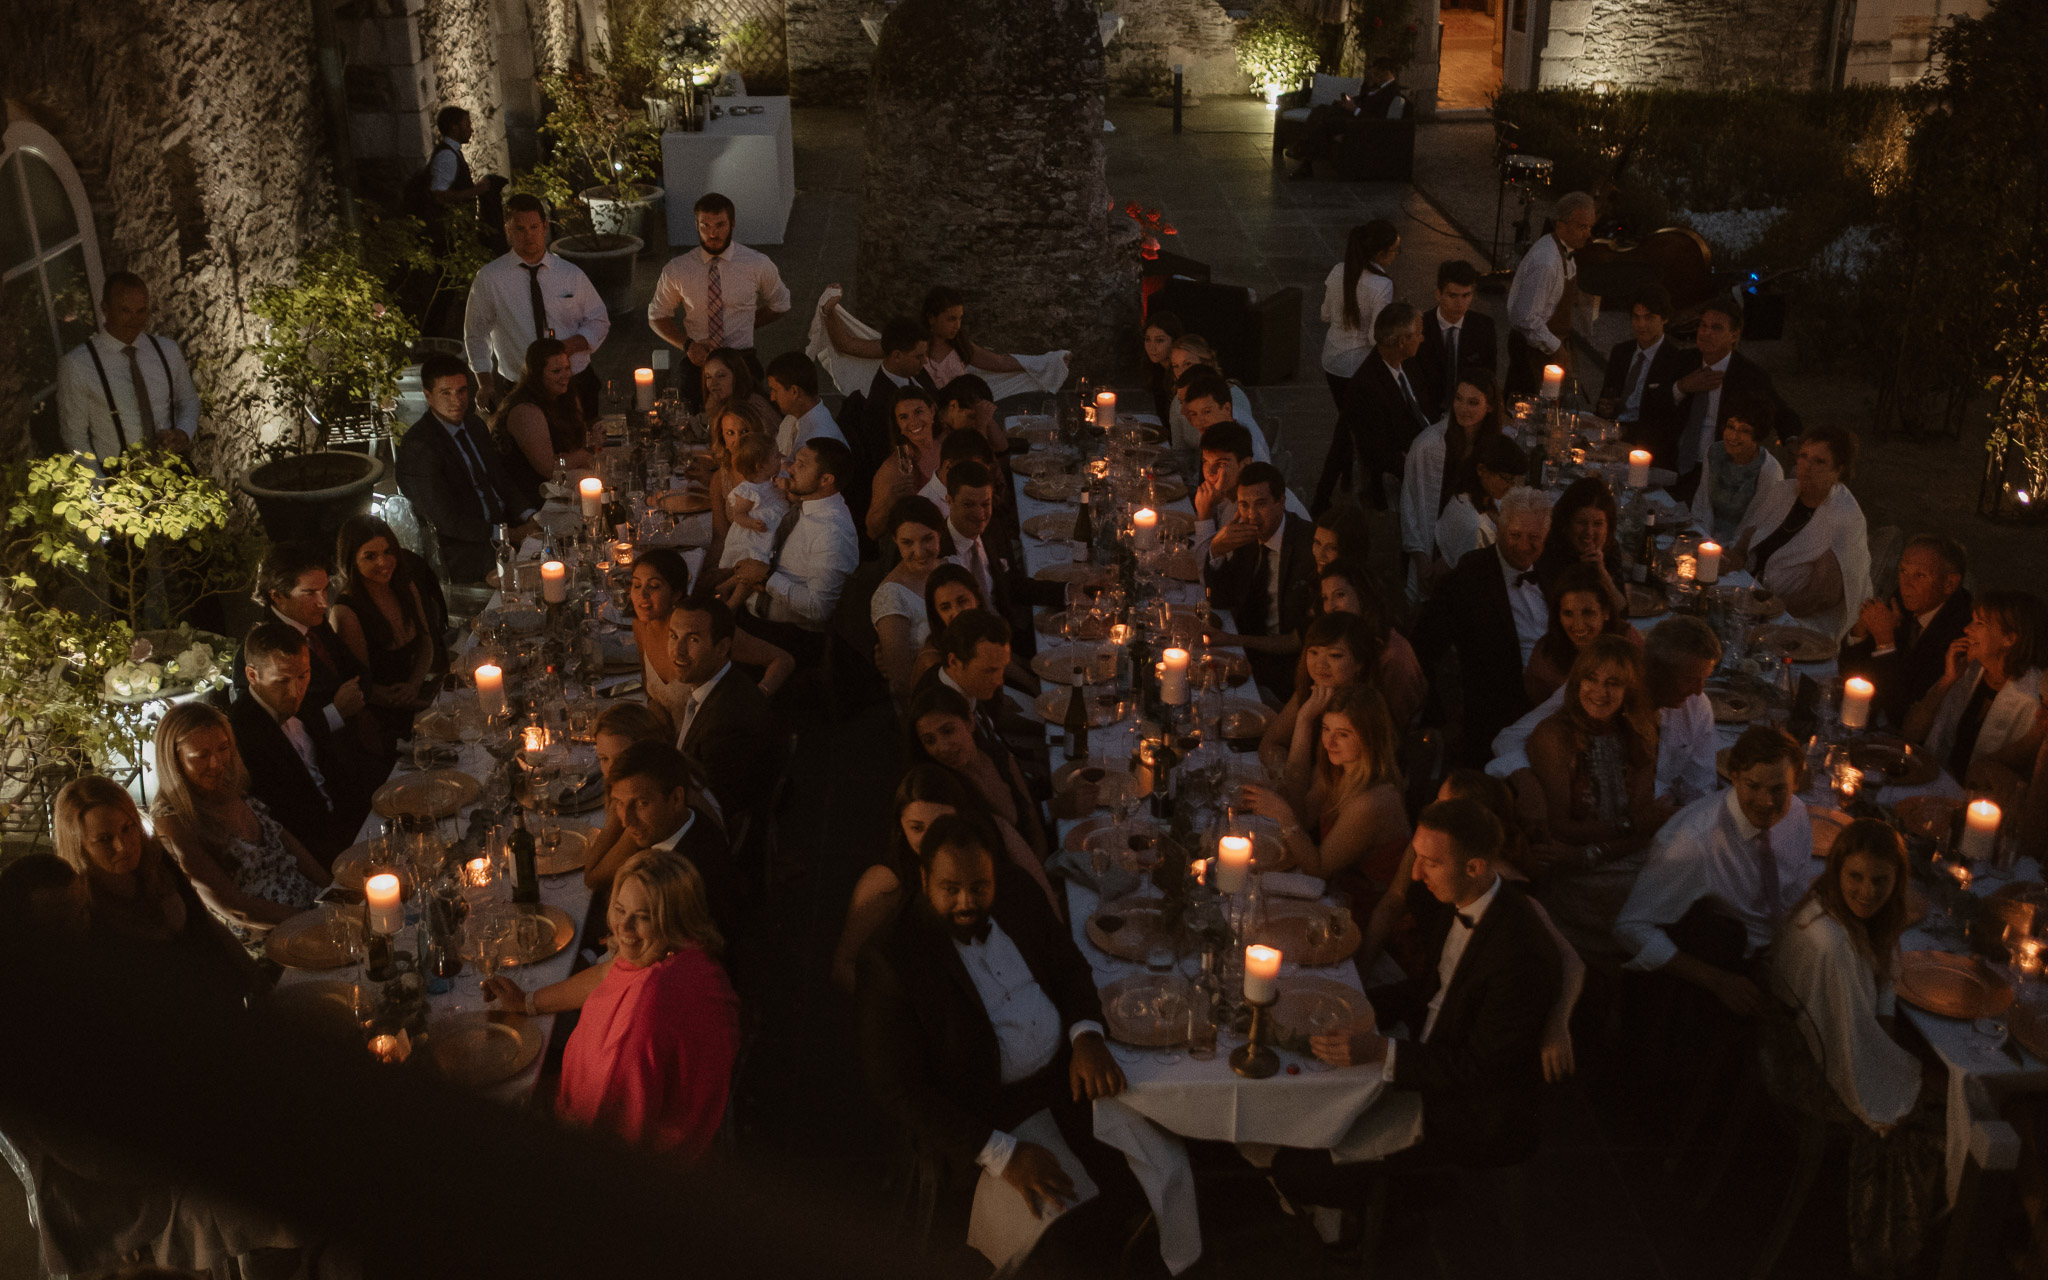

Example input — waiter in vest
[56,272,198,471]
[1503,191,1598,397]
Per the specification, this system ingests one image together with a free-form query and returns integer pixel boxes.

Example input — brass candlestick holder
[1230,995,1279,1078]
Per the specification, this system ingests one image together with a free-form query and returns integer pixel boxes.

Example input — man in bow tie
[1503,192,1597,397]
[1417,488,1555,765]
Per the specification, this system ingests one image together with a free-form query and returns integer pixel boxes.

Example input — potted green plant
[537,70,665,240]
[1235,7,1322,108]
[655,19,723,131]
[245,235,416,543]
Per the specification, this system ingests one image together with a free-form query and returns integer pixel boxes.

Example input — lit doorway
[1438,0,1502,110]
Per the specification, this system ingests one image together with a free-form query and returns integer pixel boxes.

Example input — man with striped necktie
[648,192,792,409]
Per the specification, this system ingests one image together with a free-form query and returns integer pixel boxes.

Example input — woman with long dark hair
[1320,220,1400,407]
[821,285,1025,388]
[1401,376,1502,600]
[1433,430,1528,572]
[490,336,591,509]
[1524,561,1642,705]
[1141,310,1187,421]
[1536,474,1626,612]
[871,495,948,700]
[1313,559,1428,729]
[330,514,447,744]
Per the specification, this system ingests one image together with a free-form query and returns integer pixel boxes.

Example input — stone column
[422,0,508,177]
[856,0,1140,374]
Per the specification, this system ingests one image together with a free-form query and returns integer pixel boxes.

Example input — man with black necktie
[667,596,779,826]
[464,193,610,417]
[1417,488,1554,765]
[1272,798,1560,1220]
[232,542,376,754]
[1335,303,1430,511]
[1204,463,1318,700]
[395,354,540,584]
[229,623,373,867]
[1838,535,1974,730]
[1410,261,1498,423]
[939,461,1060,659]
[914,610,1042,765]
[1596,284,1692,469]
[1667,298,1799,502]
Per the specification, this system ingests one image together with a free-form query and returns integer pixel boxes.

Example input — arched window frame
[1,116,105,412]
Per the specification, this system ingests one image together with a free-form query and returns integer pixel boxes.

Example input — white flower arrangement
[103,660,164,699]
[164,642,222,689]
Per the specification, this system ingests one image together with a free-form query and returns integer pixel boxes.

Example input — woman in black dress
[330,514,448,748]
[491,337,592,511]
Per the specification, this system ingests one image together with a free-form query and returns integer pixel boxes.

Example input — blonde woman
[151,702,329,948]
[484,851,739,1162]
[1238,683,1411,921]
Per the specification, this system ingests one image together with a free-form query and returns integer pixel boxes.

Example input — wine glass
[1305,1005,1344,1072]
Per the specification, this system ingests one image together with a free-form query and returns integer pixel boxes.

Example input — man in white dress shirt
[1179,369,1271,462]
[56,273,198,469]
[648,191,791,406]
[1614,727,1816,1017]
[719,437,858,665]
[1503,191,1597,396]
[1488,616,1722,808]
[464,193,610,416]
[764,351,844,463]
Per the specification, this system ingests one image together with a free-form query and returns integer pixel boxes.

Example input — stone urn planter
[239,451,385,547]
[555,233,645,315]
[580,183,664,239]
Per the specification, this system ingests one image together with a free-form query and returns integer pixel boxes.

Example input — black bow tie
[1515,571,1540,588]
[1454,911,1477,930]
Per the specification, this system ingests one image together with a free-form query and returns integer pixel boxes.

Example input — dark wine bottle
[1634,511,1659,586]
[1064,670,1089,759]
[508,811,540,906]
[1071,490,1094,561]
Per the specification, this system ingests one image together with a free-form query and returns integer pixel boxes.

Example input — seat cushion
[1309,73,1363,107]
[1278,107,1311,123]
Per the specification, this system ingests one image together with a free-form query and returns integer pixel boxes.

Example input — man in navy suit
[1596,284,1692,472]
[1205,462,1319,699]
[394,354,538,583]
[1410,260,1498,423]
[1335,303,1431,510]
[229,622,376,867]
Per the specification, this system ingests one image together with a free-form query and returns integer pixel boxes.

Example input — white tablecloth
[661,98,795,246]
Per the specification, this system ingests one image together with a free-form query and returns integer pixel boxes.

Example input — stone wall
[785,0,871,104]
[339,0,441,199]
[423,0,511,177]
[857,0,1139,373]
[1103,0,1249,98]
[1540,0,1831,90]
[0,0,334,480]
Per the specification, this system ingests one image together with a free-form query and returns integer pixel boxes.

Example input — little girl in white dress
[718,433,790,571]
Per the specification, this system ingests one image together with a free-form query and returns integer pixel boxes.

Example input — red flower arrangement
[1118,202,1177,260]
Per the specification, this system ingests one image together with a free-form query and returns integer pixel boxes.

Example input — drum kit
[1488,120,1554,280]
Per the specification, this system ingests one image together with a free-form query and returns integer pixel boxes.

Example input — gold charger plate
[502,903,576,966]
[1848,736,1938,787]
[372,769,482,820]
[1086,897,1174,962]
[1142,477,1189,503]
[1081,821,1166,873]
[1102,974,1191,1048]
[1896,795,1964,841]
[1008,452,1072,478]
[1006,421,1060,446]
[1251,898,1361,969]
[1627,584,1668,620]
[264,906,360,970]
[1031,642,1119,686]
[1036,609,1113,640]
[1063,815,1115,854]
[1747,624,1836,664]
[1810,807,1852,859]
[1034,685,1134,729]
[1707,687,1766,725]
[1053,757,1134,796]
[1023,474,1088,503]
[330,842,378,894]
[427,1011,546,1088]
[1024,509,1195,543]
[1270,976,1375,1049]
[2010,998,2048,1066]
[534,827,589,877]
[1897,950,2015,1019]
[1033,562,1118,587]
[1216,697,1275,743]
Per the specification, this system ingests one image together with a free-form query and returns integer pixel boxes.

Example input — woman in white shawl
[1769,819,1943,1278]
[1902,588,2046,786]
[1723,423,1870,640]
[1400,376,1500,601]
[807,284,1069,401]
[1687,399,1783,544]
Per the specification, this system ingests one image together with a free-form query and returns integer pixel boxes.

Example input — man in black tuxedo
[1336,303,1430,510]
[602,740,740,939]
[1204,462,1318,700]
[229,622,375,867]
[1287,57,1404,180]
[1668,298,1799,503]
[1410,260,1498,423]
[395,354,538,583]
[1839,534,1973,729]
[232,542,369,747]
[914,609,1045,773]
[859,318,939,471]
[940,460,1059,659]
[857,815,1131,1239]
[668,596,780,826]
[1597,284,1692,470]
[1274,798,1560,1202]
[1417,488,1554,766]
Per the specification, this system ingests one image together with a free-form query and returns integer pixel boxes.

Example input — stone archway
[854,0,1139,374]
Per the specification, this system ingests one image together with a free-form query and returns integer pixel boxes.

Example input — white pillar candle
[1696,541,1721,584]
[634,367,655,412]
[364,873,404,935]
[1961,799,2001,861]
[1541,364,1565,400]
[1095,390,1117,431]
[579,476,604,518]
[1160,647,1190,705]
[1132,507,1159,550]
[474,663,505,716]
[1627,449,1652,489]
[1243,944,1283,1004]
[1216,835,1252,894]
[1840,677,1874,731]
[540,560,568,604]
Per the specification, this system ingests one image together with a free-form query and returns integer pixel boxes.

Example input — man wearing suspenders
[55,272,199,471]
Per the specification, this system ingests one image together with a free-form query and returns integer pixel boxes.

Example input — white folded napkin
[1262,872,1326,900]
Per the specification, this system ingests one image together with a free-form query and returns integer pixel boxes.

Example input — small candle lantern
[1674,554,1697,584]
[464,856,493,889]
[368,1029,411,1065]
[2017,938,2044,978]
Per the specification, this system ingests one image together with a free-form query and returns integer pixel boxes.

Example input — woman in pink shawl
[486,851,738,1160]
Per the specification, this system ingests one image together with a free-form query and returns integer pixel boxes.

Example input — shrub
[1234,7,1321,92]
